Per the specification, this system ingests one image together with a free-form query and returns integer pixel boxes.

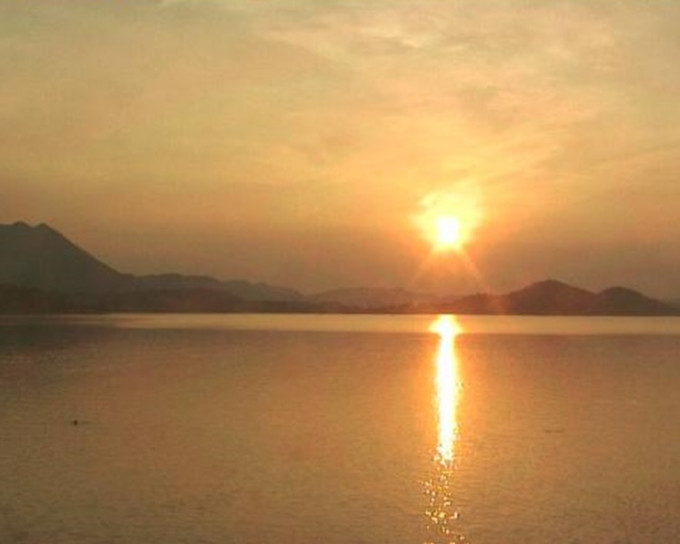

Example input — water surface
[0,314,678,543]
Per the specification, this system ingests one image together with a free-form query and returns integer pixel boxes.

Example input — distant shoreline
[2,223,679,317]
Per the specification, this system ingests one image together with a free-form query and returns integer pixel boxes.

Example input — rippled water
[0,314,679,543]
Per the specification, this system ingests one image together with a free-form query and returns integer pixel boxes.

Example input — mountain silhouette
[0,222,125,293]
[0,284,72,313]
[593,286,676,315]
[310,287,436,309]
[0,222,303,302]
[129,274,303,302]
[0,222,677,315]
[441,279,678,316]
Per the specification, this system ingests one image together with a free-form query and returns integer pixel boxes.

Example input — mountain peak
[530,278,584,289]
[444,278,677,316]
[3,221,59,236]
[36,222,56,231]
[0,221,122,293]
[598,286,641,297]
[6,221,50,228]
[594,285,675,315]
[514,279,593,297]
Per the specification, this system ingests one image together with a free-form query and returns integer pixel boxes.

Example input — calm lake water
[0,314,679,544]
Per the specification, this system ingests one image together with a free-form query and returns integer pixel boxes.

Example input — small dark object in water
[71,419,91,426]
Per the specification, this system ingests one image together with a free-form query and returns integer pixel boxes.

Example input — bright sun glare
[435,215,464,251]
[413,189,483,255]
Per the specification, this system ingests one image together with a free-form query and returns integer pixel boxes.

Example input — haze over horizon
[2,1,679,297]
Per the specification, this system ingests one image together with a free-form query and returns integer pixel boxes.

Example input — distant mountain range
[309,287,439,309]
[0,222,304,302]
[0,221,678,316]
[396,279,678,316]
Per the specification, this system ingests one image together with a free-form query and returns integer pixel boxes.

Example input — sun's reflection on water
[425,315,468,544]
[431,315,462,464]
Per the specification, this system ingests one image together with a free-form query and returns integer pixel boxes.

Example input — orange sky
[2,0,679,296]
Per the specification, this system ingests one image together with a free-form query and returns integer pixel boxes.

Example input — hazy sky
[2,0,679,296]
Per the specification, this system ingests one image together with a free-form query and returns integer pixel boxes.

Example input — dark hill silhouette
[1,222,677,315]
[593,286,677,316]
[100,289,315,313]
[440,279,678,316]
[100,289,243,313]
[128,273,224,292]
[0,222,303,302]
[507,279,594,314]
[129,274,303,302]
[0,222,125,293]
[0,284,71,313]
[310,287,436,309]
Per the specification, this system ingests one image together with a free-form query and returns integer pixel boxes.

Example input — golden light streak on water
[430,315,462,465]
[425,315,468,544]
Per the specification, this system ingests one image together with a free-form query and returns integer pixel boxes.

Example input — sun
[429,215,465,251]
[413,189,483,254]
[435,215,464,251]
